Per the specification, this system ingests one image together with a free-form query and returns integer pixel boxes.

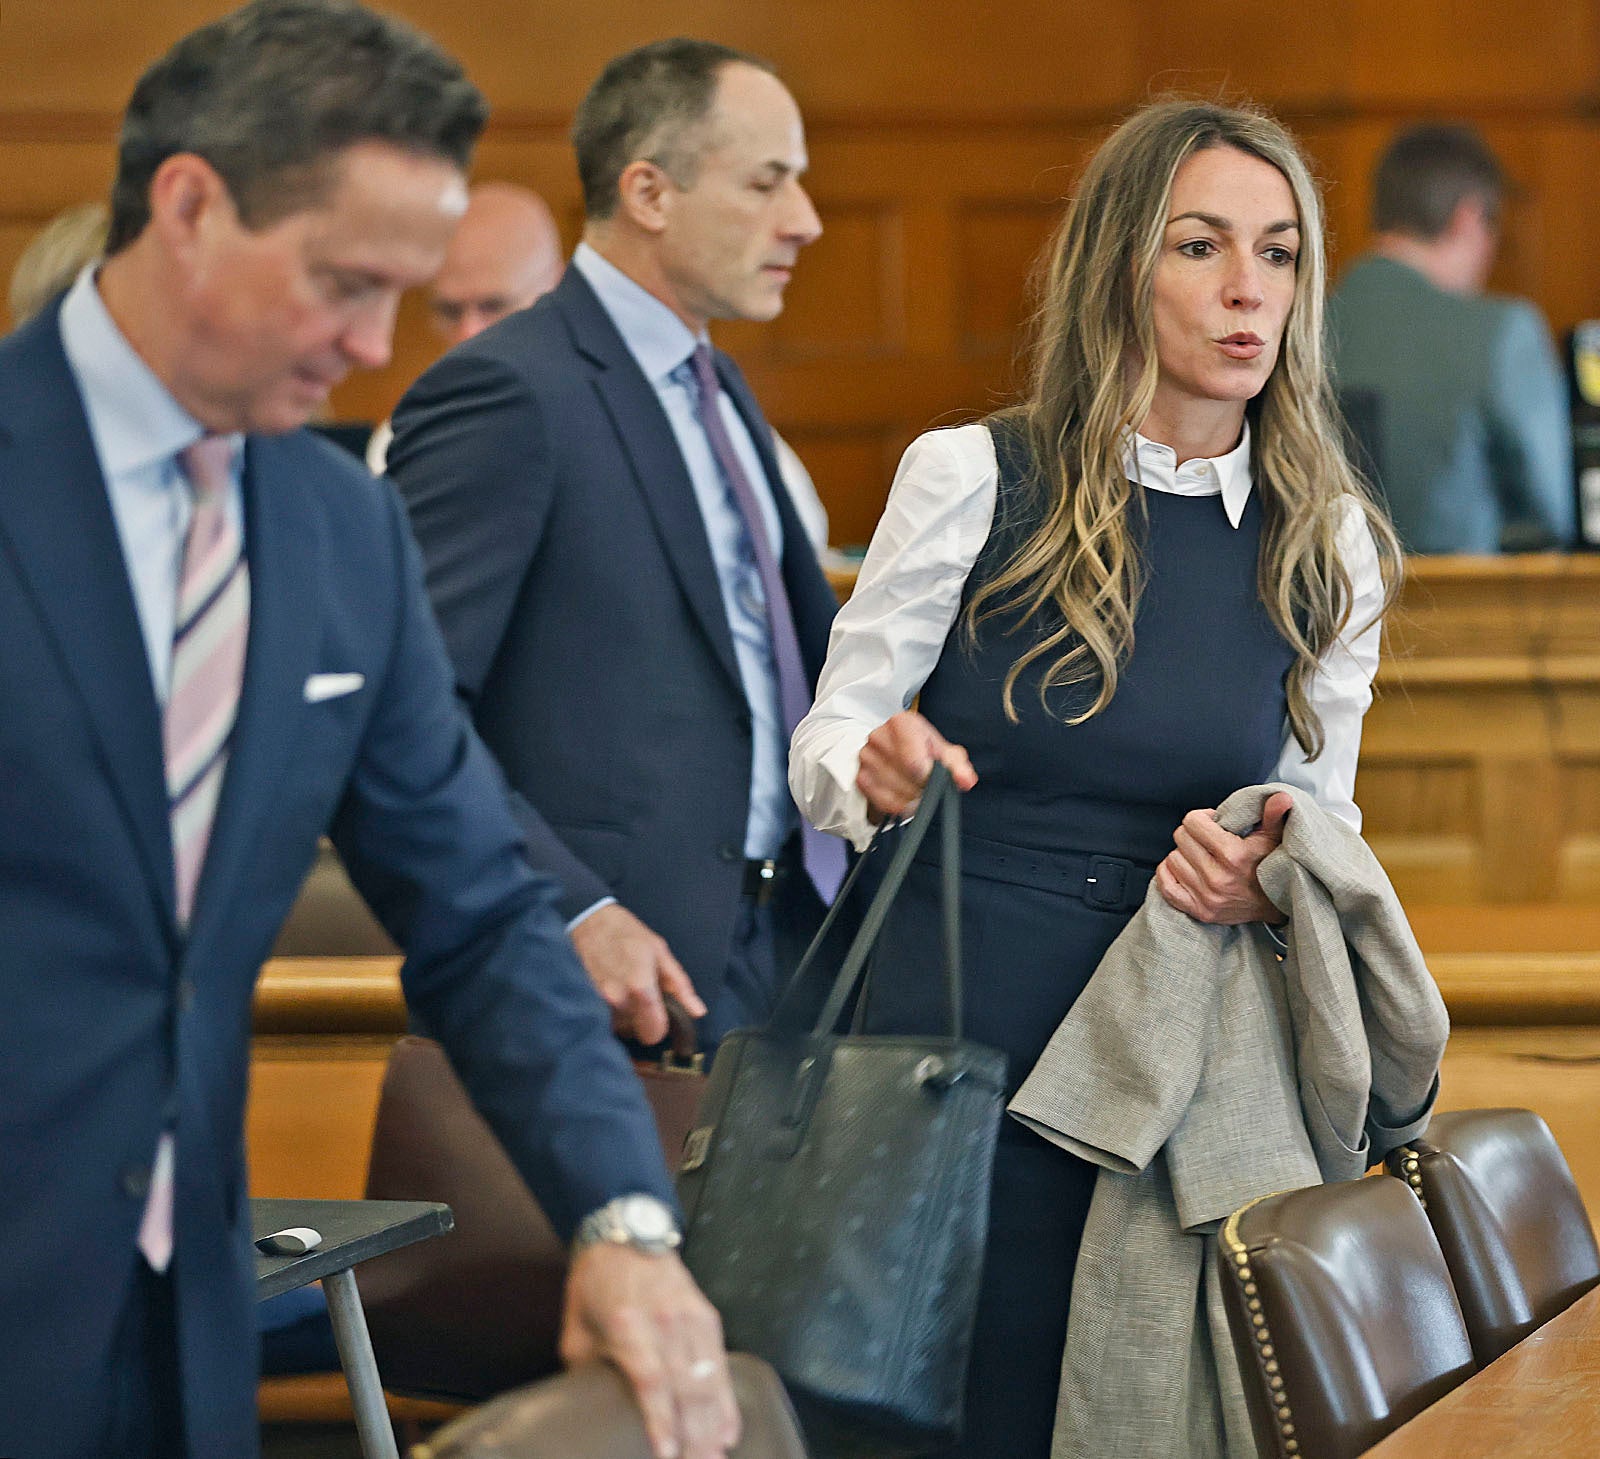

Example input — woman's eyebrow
[1167,210,1301,234]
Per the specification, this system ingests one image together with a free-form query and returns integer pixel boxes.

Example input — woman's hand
[1155,792,1292,925]
[857,710,978,822]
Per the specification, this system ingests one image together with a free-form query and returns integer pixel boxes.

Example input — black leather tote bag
[678,766,1006,1455]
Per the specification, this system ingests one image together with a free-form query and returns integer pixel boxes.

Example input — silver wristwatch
[572,1193,682,1257]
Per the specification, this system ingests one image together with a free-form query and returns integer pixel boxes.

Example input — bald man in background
[427,181,565,345]
[368,180,565,470]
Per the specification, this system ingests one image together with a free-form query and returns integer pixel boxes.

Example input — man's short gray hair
[571,38,777,220]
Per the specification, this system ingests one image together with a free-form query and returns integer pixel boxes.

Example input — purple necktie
[688,344,845,902]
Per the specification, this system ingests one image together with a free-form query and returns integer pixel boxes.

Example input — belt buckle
[1084,855,1130,910]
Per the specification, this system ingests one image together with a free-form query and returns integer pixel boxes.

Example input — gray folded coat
[1009,783,1450,1459]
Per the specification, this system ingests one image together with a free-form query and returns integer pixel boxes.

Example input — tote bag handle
[769,763,962,1040]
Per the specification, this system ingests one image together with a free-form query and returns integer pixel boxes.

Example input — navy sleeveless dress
[862,424,1296,1458]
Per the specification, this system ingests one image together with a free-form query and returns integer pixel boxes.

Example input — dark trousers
[950,1128,1097,1459]
[700,898,781,1050]
[701,841,844,1053]
[106,1255,187,1459]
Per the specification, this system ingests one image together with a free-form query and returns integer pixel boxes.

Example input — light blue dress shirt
[572,243,792,861]
[57,266,244,706]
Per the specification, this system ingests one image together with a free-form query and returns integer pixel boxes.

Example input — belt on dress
[918,832,1157,914]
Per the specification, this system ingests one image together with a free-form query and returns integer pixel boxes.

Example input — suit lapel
[0,310,178,936]
[557,273,744,697]
[184,433,321,948]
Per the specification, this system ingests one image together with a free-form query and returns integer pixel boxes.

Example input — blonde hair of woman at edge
[8,202,109,327]
[972,98,1403,761]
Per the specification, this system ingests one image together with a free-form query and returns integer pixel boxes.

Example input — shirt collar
[1122,419,1255,528]
[572,242,707,385]
[57,265,238,479]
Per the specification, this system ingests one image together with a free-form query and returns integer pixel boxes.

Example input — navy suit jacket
[388,268,840,1010]
[0,302,674,1459]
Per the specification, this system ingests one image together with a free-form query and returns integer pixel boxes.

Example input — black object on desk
[253,1197,454,1458]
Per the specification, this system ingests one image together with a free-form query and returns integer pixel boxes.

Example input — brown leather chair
[272,838,398,956]
[411,1355,807,1459]
[357,1035,705,1402]
[1386,1107,1600,1365]
[1218,1176,1475,1459]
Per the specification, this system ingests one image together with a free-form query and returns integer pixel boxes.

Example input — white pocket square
[303,672,365,704]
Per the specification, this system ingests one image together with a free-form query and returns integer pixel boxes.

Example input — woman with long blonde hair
[791,98,1401,1456]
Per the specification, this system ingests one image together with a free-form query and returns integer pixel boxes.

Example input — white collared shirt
[57,266,244,705]
[790,421,1385,850]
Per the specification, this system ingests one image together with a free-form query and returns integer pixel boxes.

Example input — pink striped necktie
[165,434,250,927]
[138,434,249,1272]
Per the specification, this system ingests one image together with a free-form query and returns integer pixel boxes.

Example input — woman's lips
[1217,334,1265,360]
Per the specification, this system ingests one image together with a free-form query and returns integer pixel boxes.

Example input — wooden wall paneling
[1355,755,1481,902]
[1354,559,1600,904]
[1475,121,1555,304]
[726,201,908,363]
[12,2,1600,546]
[1437,1026,1600,1227]
[775,425,906,549]
[1522,124,1600,334]
[0,135,118,331]
[1362,682,1567,903]
[1134,0,1356,111]
[0,1,217,112]
[953,200,1059,362]
[758,0,1147,120]
[1346,0,1600,107]
[1557,754,1600,900]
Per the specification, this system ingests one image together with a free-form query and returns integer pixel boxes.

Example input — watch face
[621,1195,675,1241]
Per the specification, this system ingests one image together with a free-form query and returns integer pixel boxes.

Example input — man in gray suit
[1329,124,1574,553]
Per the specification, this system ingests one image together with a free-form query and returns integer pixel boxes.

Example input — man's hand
[561,1245,739,1459]
[1155,791,1292,925]
[571,904,705,1046]
[857,710,978,823]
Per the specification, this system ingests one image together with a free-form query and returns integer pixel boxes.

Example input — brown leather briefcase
[411,1354,807,1459]
[358,1032,705,1402]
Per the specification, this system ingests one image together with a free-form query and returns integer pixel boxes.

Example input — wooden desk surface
[1363,1284,1600,1456]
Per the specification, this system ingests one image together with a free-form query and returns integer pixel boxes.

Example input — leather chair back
[411,1355,808,1459]
[1386,1107,1600,1365]
[358,1035,705,1402]
[1218,1176,1475,1459]
[272,839,397,956]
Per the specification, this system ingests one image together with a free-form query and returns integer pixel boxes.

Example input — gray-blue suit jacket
[1329,255,1574,553]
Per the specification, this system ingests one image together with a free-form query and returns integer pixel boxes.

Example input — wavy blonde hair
[969,98,1401,759]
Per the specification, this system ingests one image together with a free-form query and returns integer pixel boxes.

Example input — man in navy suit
[0,5,735,1457]
[389,40,843,1054]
